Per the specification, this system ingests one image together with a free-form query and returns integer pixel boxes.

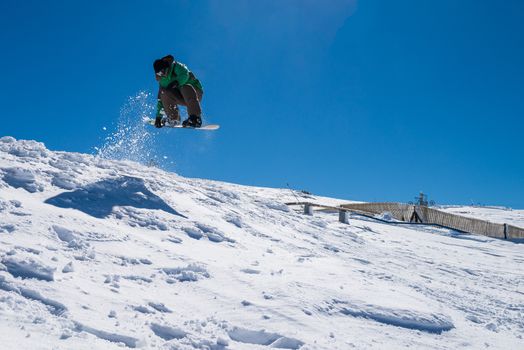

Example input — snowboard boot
[182,114,202,128]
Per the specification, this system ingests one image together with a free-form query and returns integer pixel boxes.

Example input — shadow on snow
[45,176,186,219]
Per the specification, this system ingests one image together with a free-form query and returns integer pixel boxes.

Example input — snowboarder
[153,55,204,128]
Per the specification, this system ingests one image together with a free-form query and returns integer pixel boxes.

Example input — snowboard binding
[182,115,202,128]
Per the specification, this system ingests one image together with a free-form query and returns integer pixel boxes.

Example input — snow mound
[2,167,42,193]
[2,257,55,282]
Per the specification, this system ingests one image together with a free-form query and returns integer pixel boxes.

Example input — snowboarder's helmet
[153,59,170,74]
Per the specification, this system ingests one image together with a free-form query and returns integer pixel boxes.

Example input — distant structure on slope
[409,192,435,207]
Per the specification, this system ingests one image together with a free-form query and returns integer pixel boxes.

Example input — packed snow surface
[0,136,523,349]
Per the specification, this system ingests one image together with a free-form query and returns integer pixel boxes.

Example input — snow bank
[2,257,55,282]
[2,168,42,193]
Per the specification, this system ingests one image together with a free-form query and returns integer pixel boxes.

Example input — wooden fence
[287,201,524,241]
[340,202,414,222]
[506,224,524,240]
[416,206,507,239]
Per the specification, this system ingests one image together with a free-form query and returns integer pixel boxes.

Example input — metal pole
[304,204,313,215]
[339,209,349,224]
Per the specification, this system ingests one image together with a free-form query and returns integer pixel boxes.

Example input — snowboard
[145,118,220,131]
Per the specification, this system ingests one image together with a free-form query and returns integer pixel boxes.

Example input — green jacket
[156,61,203,117]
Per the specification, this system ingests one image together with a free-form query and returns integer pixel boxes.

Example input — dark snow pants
[158,85,203,121]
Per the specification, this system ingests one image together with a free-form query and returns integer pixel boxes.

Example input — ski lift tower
[408,192,434,223]
[412,192,435,207]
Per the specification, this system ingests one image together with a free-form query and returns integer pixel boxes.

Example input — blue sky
[1,0,523,207]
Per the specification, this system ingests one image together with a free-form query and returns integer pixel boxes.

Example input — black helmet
[153,59,170,74]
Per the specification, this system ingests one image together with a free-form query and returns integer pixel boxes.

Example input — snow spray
[96,91,160,166]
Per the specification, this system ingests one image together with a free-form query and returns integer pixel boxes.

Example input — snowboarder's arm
[174,62,190,86]
[156,100,164,118]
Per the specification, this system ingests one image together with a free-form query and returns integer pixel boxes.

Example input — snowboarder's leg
[158,87,182,122]
[179,85,203,127]
[179,85,203,117]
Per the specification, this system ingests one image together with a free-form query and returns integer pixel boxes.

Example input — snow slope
[0,136,523,349]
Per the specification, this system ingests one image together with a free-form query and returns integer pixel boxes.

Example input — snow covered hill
[0,136,523,350]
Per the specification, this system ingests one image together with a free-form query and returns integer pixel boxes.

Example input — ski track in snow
[0,136,523,349]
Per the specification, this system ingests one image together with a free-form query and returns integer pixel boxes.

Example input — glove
[154,116,163,128]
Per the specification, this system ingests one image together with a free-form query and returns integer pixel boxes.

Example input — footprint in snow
[224,213,243,228]
[133,305,155,314]
[150,323,187,341]
[148,302,172,313]
[162,264,210,283]
[228,327,304,349]
[184,226,204,240]
[0,224,16,233]
[183,224,233,243]
[165,236,183,244]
